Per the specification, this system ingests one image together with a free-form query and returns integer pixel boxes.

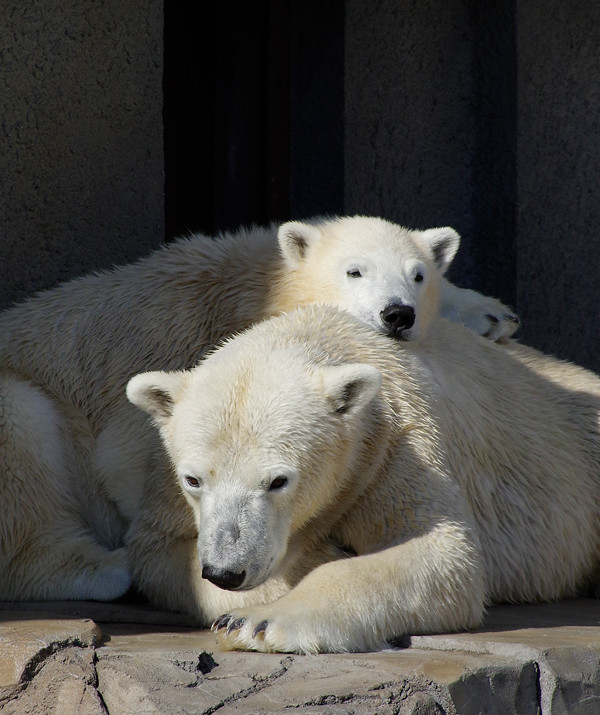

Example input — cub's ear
[278,220,323,268]
[419,227,460,274]
[126,370,189,425]
[320,363,382,418]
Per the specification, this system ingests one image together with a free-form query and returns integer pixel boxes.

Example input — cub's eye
[346,269,362,278]
[184,475,201,489]
[269,476,288,491]
[414,272,424,283]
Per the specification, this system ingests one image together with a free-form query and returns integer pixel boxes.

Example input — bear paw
[481,311,520,341]
[211,608,323,654]
[212,612,276,653]
[440,283,520,342]
[211,603,375,654]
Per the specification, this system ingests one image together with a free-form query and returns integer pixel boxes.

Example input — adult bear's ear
[418,227,461,274]
[278,220,323,268]
[320,363,382,418]
[126,370,189,425]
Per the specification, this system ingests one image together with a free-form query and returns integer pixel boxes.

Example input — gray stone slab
[91,627,539,714]
[0,612,101,704]
[413,600,600,714]
[2,599,600,713]
[1,646,105,715]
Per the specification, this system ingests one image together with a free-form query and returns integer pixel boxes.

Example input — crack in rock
[1,645,108,714]
[18,636,92,686]
[289,681,419,711]
[0,633,101,707]
[200,656,294,714]
[91,652,110,715]
[296,692,357,706]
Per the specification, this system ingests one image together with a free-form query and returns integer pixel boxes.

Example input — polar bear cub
[0,215,516,603]
[128,305,600,653]
[277,217,518,341]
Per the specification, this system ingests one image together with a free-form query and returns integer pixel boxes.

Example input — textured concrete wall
[0,1,164,309]
[345,0,600,371]
[344,0,518,309]
[516,1,600,368]
[345,0,479,280]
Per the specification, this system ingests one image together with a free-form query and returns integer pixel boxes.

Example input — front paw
[212,610,279,653]
[211,601,381,654]
[459,299,520,341]
[212,606,324,654]
[482,310,520,341]
[441,285,520,342]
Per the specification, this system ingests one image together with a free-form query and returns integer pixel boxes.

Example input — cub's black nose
[201,565,246,590]
[380,303,415,338]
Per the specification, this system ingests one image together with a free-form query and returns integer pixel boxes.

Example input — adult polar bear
[0,216,516,602]
[128,304,600,654]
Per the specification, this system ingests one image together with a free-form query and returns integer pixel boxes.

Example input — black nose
[380,303,415,338]
[202,565,246,590]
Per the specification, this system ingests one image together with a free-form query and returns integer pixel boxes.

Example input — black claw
[212,614,232,632]
[252,619,269,639]
[226,617,246,635]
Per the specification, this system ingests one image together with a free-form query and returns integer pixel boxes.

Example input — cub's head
[278,216,460,341]
[126,324,381,592]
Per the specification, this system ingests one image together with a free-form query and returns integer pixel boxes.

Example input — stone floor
[1,599,599,714]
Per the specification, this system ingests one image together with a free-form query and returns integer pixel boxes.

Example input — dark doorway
[163,1,345,240]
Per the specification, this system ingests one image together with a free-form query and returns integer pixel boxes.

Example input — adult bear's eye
[184,475,201,489]
[269,476,288,491]
[346,269,362,278]
[414,271,424,283]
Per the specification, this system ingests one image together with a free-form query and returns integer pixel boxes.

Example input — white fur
[439,281,519,340]
[0,378,132,600]
[129,304,600,653]
[0,215,517,602]
[278,217,518,341]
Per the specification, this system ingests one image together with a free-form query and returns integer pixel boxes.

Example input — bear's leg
[439,277,520,340]
[212,520,485,654]
[3,533,131,601]
[0,376,132,601]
